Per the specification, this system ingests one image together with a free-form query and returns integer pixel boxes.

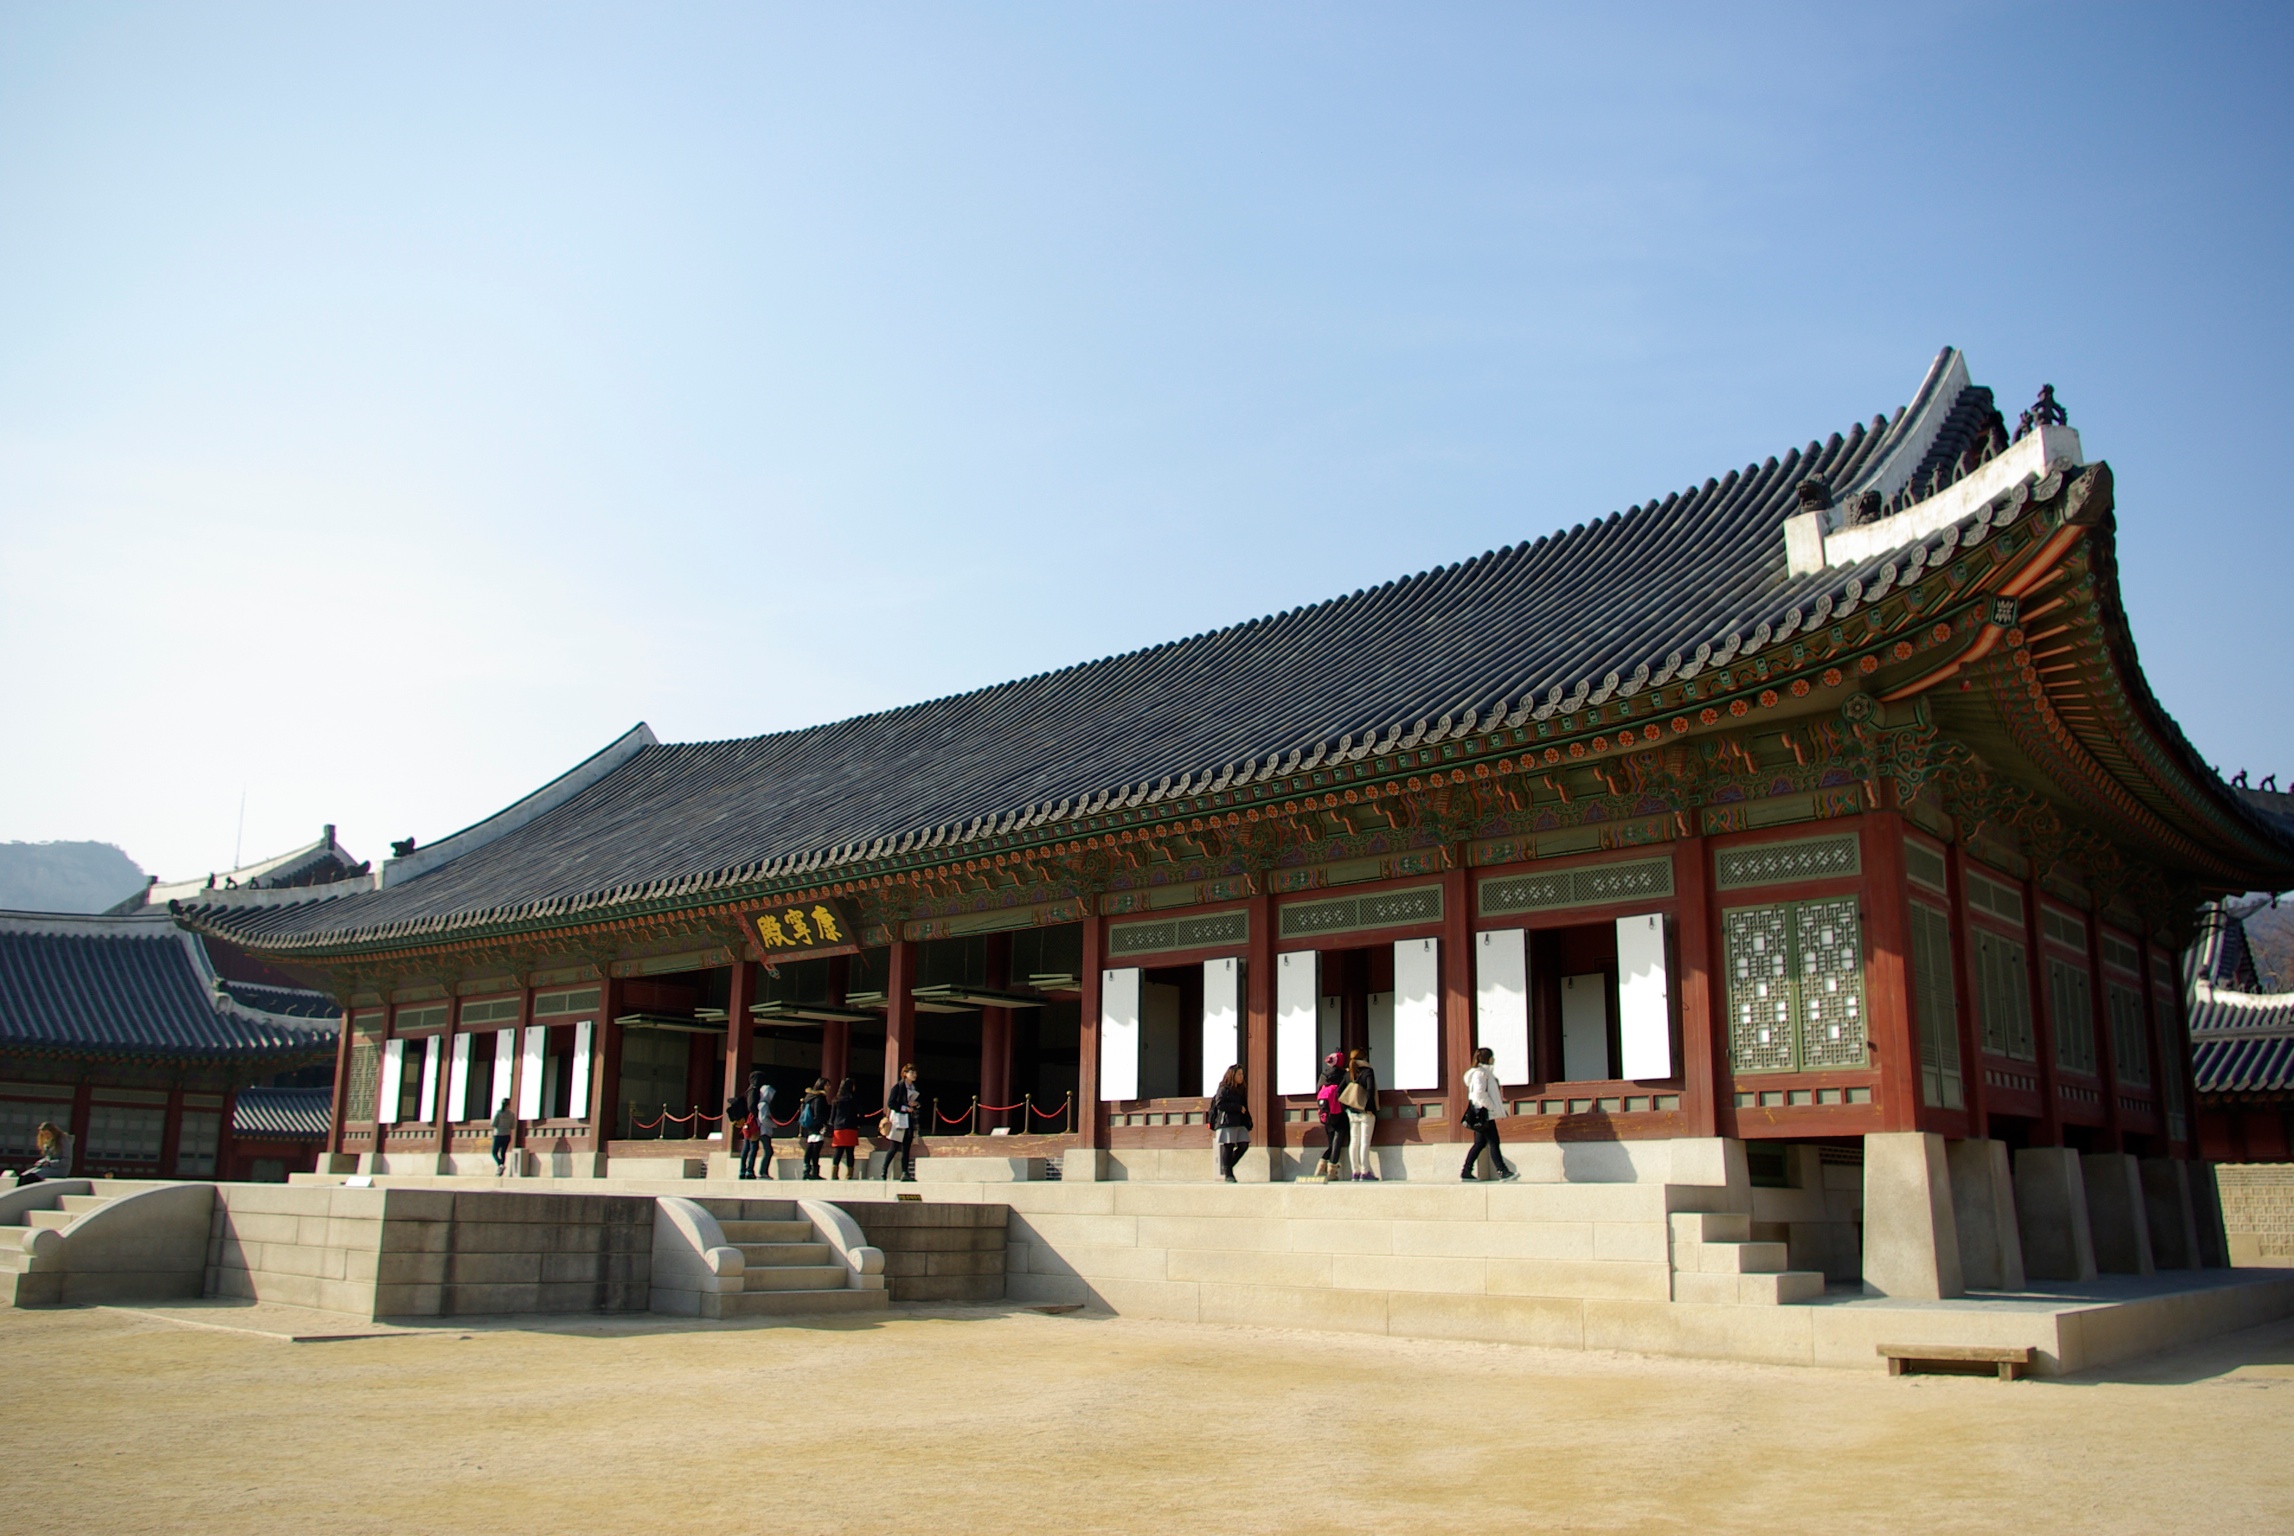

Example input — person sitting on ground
[1343,1048,1379,1182]
[1460,1046,1518,1182]
[18,1121,68,1184]
[1315,1052,1349,1182]
[798,1079,829,1180]
[828,1076,862,1180]
[490,1099,516,1173]
[1209,1064,1252,1182]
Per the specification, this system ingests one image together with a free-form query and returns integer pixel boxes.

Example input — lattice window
[177,1111,220,1176]
[0,1099,65,1158]
[1479,857,1672,916]
[1909,901,1964,1108]
[1724,905,1794,1073]
[1973,928,2035,1060]
[1714,834,1860,892]
[86,1106,164,1165]
[2047,957,2095,1075]
[1795,899,1866,1069]
[345,1038,379,1121]
[1904,839,1948,894]
[2106,982,2150,1087]
[1724,899,1863,1073]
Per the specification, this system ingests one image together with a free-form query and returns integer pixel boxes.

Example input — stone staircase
[1,1180,199,1306]
[688,1197,888,1318]
[1669,1211,1825,1304]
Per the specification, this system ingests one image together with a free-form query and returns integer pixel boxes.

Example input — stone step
[1673,1268,1825,1306]
[25,1210,80,1231]
[56,1195,111,1215]
[696,1200,800,1223]
[718,1219,813,1244]
[1671,1211,1751,1245]
[715,1287,888,1318]
[742,1264,851,1293]
[735,1242,831,1267]
[1695,1241,1792,1276]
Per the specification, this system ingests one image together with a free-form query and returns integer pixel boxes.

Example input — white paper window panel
[1392,937,1442,1091]
[1099,967,1141,1102]
[1367,991,1394,1077]
[1616,914,1673,1081]
[1561,974,1612,1083]
[518,1025,548,1120]
[447,1032,475,1122]
[494,1029,517,1113]
[1276,951,1320,1094]
[1201,958,1240,1098]
[1475,928,1532,1086]
[415,1036,440,1123]
[1138,983,1183,1100]
[377,1039,405,1125]
[569,1020,594,1120]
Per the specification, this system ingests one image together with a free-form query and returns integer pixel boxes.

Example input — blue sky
[2,3,2289,881]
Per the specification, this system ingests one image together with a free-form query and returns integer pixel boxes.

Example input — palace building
[175,348,2294,1296]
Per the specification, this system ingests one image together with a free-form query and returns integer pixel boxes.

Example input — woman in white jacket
[1460,1047,1517,1181]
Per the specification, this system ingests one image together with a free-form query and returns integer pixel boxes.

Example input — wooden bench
[1877,1343,2033,1382]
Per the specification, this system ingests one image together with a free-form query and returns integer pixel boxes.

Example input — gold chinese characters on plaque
[751,898,860,955]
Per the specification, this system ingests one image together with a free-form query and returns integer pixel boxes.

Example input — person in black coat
[828,1076,862,1180]
[1209,1064,1252,1182]
[883,1063,922,1181]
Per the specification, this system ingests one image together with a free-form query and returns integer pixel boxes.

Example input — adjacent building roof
[232,1085,333,1140]
[179,348,2294,958]
[117,827,372,914]
[0,911,339,1064]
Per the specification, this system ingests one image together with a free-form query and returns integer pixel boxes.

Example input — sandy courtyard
[4,1300,2290,1534]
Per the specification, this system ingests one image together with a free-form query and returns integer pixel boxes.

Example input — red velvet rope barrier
[934,1103,973,1125]
[1027,1101,1069,1118]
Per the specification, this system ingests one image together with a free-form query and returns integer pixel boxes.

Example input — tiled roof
[216,980,342,1020]
[232,1086,333,1140]
[180,348,2294,956]
[0,912,337,1063]
[2190,987,2294,1097]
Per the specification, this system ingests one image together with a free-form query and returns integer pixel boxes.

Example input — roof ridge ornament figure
[2014,383,2068,441]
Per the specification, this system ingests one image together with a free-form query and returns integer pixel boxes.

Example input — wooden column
[592,974,623,1147]
[2020,869,2063,1146]
[722,959,756,1114]
[1077,906,1105,1151]
[216,1088,240,1182]
[1945,839,1989,1134]
[158,1085,185,1178]
[1440,855,1474,1142]
[374,1002,399,1158]
[980,933,1013,1131]
[883,939,916,1105]
[1672,834,1720,1138]
[326,1006,355,1160]
[2088,905,2124,1153]
[823,954,849,1089]
[1244,887,1274,1152]
[436,997,461,1157]
[1860,812,1921,1132]
[67,1082,92,1176]
[504,988,531,1154]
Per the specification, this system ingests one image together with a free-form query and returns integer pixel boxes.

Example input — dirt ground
[4,1301,2291,1535]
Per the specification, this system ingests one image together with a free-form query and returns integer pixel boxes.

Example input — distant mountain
[2245,901,2294,993]
[0,841,149,913]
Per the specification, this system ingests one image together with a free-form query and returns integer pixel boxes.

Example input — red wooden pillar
[1243,887,1275,1158]
[1672,835,1720,1138]
[980,933,1013,1131]
[592,974,623,1147]
[883,939,916,1106]
[822,954,849,1090]
[67,1082,92,1175]
[158,1085,185,1178]
[504,987,532,1156]
[1077,906,1105,1152]
[1440,855,1474,1142]
[1945,840,1989,1135]
[2020,869,2063,1146]
[722,959,756,1114]
[2087,905,2123,1153]
[1860,812,1921,1132]
[326,1006,355,1160]
[436,997,462,1158]
[216,1088,240,1181]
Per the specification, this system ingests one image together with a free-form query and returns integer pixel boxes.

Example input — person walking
[17,1121,68,1184]
[490,1098,516,1174]
[798,1079,829,1180]
[1208,1064,1251,1182]
[1314,1052,1349,1182]
[828,1076,862,1180]
[882,1064,922,1181]
[1460,1046,1518,1181]
[742,1070,777,1179]
[1342,1047,1379,1181]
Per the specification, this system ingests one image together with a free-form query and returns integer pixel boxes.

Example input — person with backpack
[1314,1052,1349,1182]
[798,1079,829,1180]
[882,1063,922,1181]
[1342,1047,1379,1181]
[741,1070,777,1179]
[1208,1064,1251,1182]
[1460,1046,1518,1181]
[828,1076,862,1180]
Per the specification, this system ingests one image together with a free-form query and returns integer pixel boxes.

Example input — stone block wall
[2216,1164,2294,1265]
[833,1200,1007,1302]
